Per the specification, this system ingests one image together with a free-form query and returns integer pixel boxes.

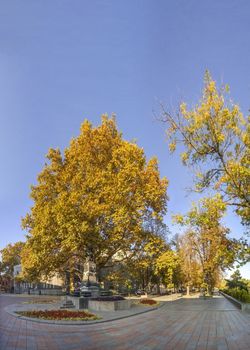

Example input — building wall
[13,264,64,293]
[41,273,64,287]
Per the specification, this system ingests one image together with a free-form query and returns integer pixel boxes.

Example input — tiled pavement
[0,294,250,350]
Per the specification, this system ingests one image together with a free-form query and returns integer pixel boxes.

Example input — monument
[83,259,97,283]
[80,259,100,297]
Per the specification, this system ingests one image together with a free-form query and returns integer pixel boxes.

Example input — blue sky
[0,1,249,277]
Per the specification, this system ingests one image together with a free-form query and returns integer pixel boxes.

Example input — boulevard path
[0,294,250,350]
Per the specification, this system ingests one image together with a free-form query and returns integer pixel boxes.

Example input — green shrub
[222,288,250,303]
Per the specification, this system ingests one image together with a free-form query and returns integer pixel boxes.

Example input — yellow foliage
[163,73,250,225]
[22,116,168,280]
[175,195,239,293]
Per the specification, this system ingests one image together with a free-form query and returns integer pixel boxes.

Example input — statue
[80,258,100,297]
[83,259,97,283]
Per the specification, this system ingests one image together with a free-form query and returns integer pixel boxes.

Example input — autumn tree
[174,195,238,295]
[0,241,25,277]
[155,249,180,291]
[22,116,168,282]
[161,73,250,227]
[177,233,202,295]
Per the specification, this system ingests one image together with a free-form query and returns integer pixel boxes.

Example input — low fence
[15,289,65,296]
[30,289,65,296]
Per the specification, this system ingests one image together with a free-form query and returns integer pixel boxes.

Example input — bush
[223,288,250,303]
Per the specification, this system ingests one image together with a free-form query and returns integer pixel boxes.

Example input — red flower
[140,299,157,305]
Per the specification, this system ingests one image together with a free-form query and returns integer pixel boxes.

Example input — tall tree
[177,233,202,295]
[22,116,168,281]
[174,195,238,295]
[225,269,248,291]
[161,73,250,226]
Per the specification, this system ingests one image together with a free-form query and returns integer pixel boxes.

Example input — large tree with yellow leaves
[174,195,239,295]
[161,73,250,227]
[21,116,168,281]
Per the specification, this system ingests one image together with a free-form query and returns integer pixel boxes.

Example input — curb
[5,302,165,326]
[219,291,250,313]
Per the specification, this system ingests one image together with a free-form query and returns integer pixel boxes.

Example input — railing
[219,290,250,312]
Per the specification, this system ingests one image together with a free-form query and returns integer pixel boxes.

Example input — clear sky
[0,1,249,277]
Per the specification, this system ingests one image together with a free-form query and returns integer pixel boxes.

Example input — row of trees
[0,197,242,294]
[1,73,249,295]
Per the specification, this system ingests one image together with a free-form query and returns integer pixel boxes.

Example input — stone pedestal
[89,299,131,311]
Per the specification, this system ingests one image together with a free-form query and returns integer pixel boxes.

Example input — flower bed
[16,309,100,321]
[140,299,157,306]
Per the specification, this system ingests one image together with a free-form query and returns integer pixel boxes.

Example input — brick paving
[0,294,250,350]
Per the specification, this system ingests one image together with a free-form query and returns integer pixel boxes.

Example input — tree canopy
[21,116,168,281]
[0,241,25,277]
[161,72,250,227]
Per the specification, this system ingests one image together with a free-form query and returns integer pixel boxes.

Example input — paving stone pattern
[1,294,250,350]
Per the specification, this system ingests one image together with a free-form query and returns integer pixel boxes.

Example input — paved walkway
[1,294,250,350]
